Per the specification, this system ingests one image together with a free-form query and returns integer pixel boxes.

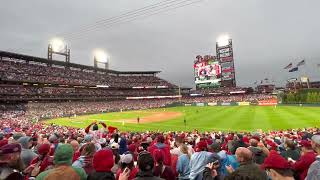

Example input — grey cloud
[1,0,320,88]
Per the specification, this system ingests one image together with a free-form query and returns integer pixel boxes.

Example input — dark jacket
[153,165,176,180]
[225,162,268,180]
[231,140,248,154]
[87,171,115,180]
[248,146,267,165]
[281,149,300,161]
[134,171,164,180]
[292,151,317,180]
[203,167,223,180]
[0,165,24,180]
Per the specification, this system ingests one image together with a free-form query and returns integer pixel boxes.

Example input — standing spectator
[134,151,163,180]
[116,152,139,180]
[148,135,171,166]
[176,144,191,180]
[281,139,300,161]
[88,149,115,180]
[290,140,316,180]
[225,147,267,180]
[70,140,80,162]
[171,136,194,156]
[119,137,128,155]
[72,142,96,174]
[18,136,38,168]
[261,150,294,180]
[215,147,239,177]
[111,143,121,174]
[28,143,53,177]
[248,138,268,164]
[189,141,212,180]
[305,135,320,180]
[0,143,24,179]
[230,134,248,154]
[36,144,87,180]
[203,155,224,180]
[153,149,176,180]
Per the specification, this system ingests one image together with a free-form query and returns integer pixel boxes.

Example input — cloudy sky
[1,0,320,88]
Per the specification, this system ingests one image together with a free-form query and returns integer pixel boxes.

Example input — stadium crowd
[0,60,175,88]
[0,109,320,180]
[0,93,274,121]
[0,85,176,100]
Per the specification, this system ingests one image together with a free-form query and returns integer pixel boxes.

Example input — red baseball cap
[262,150,290,170]
[299,140,312,148]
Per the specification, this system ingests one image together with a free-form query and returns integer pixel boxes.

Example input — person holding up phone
[203,154,223,180]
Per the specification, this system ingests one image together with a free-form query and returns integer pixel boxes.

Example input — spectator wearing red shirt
[28,143,53,177]
[290,140,316,180]
[153,149,176,180]
[148,135,171,166]
[261,150,294,180]
[70,140,80,163]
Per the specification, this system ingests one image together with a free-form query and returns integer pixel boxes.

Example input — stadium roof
[0,50,160,75]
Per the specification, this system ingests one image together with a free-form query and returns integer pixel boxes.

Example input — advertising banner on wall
[221,102,231,106]
[258,99,278,106]
[208,102,218,106]
[238,102,250,106]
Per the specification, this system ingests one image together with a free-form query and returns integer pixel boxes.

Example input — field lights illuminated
[50,38,65,52]
[94,49,108,63]
[217,34,230,47]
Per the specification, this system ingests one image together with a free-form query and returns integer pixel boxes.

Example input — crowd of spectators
[0,92,274,121]
[0,108,320,180]
[0,60,176,88]
[182,94,274,103]
[0,85,176,100]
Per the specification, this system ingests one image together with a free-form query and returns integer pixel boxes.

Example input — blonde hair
[180,144,191,159]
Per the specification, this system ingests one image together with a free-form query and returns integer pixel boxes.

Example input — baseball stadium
[1,1,320,180]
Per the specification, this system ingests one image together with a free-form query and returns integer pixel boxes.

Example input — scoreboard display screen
[194,55,221,88]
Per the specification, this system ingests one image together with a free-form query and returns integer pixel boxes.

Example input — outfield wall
[179,100,277,107]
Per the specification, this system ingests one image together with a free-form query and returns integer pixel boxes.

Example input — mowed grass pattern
[45,106,320,132]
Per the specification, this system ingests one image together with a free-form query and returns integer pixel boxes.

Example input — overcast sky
[1,0,320,88]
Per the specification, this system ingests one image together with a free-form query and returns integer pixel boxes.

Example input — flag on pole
[284,63,293,69]
[289,67,298,72]
[297,60,305,66]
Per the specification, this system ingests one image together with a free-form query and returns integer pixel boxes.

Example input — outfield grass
[45,106,320,132]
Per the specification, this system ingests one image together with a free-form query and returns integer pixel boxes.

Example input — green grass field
[45,106,320,132]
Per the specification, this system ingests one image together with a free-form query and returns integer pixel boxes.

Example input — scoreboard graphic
[194,39,236,89]
[194,55,221,88]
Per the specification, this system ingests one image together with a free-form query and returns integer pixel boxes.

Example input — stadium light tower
[48,38,70,63]
[93,49,109,70]
[216,34,230,47]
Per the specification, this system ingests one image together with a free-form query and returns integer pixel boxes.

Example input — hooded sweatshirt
[148,143,171,166]
[217,150,239,177]
[189,151,212,180]
[18,136,38,167]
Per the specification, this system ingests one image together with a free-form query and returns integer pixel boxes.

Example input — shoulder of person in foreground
[35,166,87,180]
[35,169,52,180]
[72,166,88,180]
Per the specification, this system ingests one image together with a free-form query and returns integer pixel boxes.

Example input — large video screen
[194,55,221,88]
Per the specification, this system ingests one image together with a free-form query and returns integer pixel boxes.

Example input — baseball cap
[299,140,312,148]
[261,150,290,170]
[120,153,133,164]
[111,142,119,149]
[311,135,320,145]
